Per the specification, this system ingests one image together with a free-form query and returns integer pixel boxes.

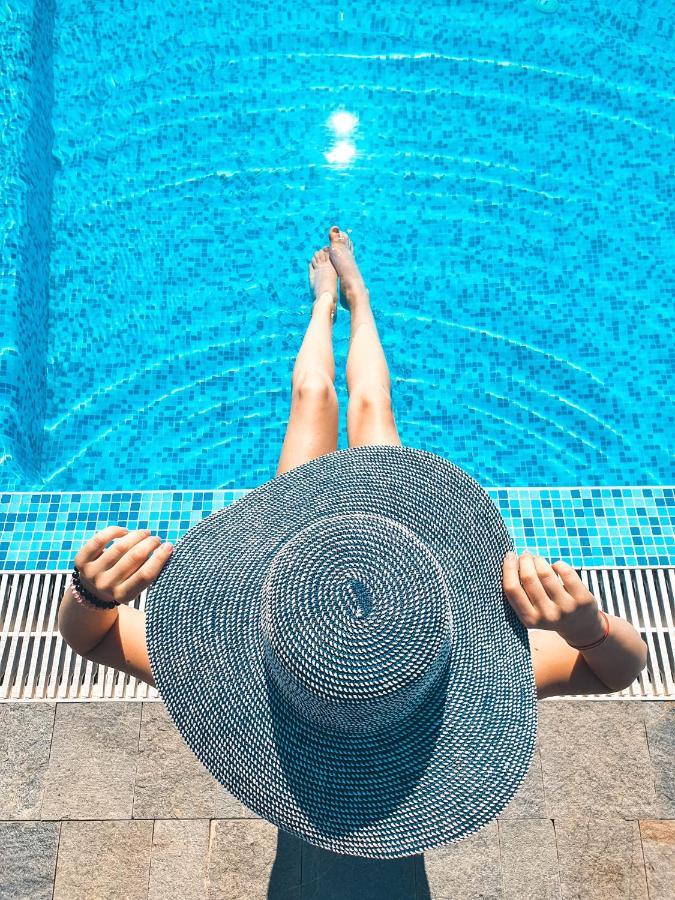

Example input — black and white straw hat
[146,445,537,859]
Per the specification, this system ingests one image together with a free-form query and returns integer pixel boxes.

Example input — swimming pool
[1,0,673,495]
[0,0,674,707]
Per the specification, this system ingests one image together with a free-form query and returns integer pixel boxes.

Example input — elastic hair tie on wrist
[68,565,120,610]
[567,610,610,650]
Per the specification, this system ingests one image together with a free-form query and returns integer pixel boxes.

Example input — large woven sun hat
[145,444,538,859]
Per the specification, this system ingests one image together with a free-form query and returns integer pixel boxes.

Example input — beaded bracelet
[67,566,120,610]
[566,610,610,650]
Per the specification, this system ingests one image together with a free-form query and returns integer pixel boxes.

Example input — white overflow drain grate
[0,568,674,702]
[0,572,154,702]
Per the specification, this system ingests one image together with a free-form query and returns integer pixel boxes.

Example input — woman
[58,227,648,698]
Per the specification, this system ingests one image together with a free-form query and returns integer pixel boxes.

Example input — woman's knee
[347,383,393,418]
[292,370,337,406]
[347,384,401,447]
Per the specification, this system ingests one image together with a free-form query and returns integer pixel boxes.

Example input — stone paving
[0,700,673,899]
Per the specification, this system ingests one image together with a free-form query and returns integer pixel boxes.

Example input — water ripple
[67,165,576,219]
[41,366,289,485]
[461,403,584,476]
[308,82,673,139]
[177,389,286,444]
[45,335,291,433]
[72,165,317,214]
[395,379,607,460]
[292,53,675,103]
[389,312,607,385]
[58,142,666,227]
[484,390,607,458]
[63,50,674,106]
[380,150,670,203]
[405,416,512,453]
[506,377,637,449]
[59,67,673,165]
[359,153,571,202]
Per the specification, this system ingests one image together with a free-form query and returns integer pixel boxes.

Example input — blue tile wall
[0,486,672,571]
[0,0,53,488]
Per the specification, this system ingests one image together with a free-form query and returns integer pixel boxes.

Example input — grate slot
[0,568,673,701]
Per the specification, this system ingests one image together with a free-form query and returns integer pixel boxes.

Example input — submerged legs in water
[276,226,401,477]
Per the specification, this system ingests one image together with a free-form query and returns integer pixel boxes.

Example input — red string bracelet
[566,610,610,650]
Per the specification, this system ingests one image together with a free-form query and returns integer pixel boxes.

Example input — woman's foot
[327,226,369,310]
[308,247,338,322]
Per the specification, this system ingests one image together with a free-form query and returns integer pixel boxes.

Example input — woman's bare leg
[276,248,340,476]
[327,226,402,447]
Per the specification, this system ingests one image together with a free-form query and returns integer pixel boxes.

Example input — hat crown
[260,512,454,734]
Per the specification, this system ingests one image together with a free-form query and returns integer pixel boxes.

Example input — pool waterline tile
[0,486,673,571]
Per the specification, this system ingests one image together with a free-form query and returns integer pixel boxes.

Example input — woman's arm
[58,584,120,655]
[504,551,648,693]
[77,604,156,688]
[557,606,648,692]
[58,525,173,659]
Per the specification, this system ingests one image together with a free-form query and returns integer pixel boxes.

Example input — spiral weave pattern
[146,445,538,859]
[261,511,454,734]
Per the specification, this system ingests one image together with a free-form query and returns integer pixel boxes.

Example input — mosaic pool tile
[0,486,672,571]
[0,0,673,494]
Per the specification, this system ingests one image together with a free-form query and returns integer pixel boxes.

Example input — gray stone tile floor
[0,700,672,900]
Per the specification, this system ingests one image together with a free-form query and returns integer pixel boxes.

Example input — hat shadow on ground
[268,829,432,899]
[259,633,449,895]
[262,635,453,840]
[259,649,448,895]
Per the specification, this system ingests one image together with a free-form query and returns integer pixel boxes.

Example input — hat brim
[146,445,538,859]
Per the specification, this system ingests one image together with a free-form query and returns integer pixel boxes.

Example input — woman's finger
[83,529,153,577]
[517,552,561,619]
[97,534,164,587]
[532,555,576,612]
[551,560,596,608]
[117,542,174,601]
[502,552,539,627]
[74,526,129,570]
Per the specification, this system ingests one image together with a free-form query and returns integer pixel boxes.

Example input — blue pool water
[1,0,673,492]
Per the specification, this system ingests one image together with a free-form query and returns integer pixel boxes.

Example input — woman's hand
[502,550,605,645]
[73,526,174,606]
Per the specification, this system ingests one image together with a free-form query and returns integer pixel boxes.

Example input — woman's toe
[328,226,353,253]
[312,248,330,267]
[328,226,346,248]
